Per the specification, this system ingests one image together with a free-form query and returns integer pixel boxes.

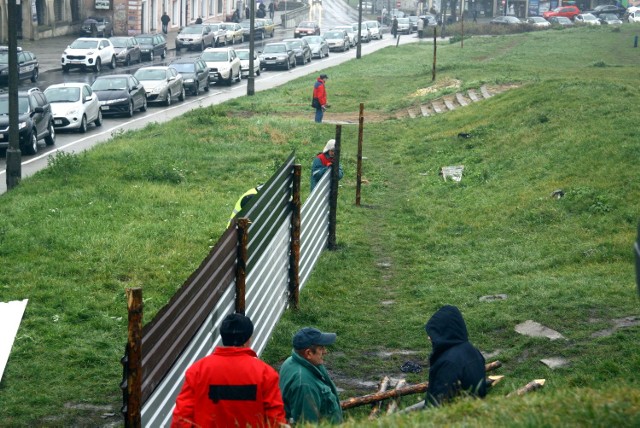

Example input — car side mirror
[34,106,44,113]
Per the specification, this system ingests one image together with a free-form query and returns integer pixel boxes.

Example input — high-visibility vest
[227,187,259,226]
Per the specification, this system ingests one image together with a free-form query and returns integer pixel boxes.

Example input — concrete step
[455,92,469,106]
[480,85,492,99]
[431,101,444,114]
[467,89,480,102]
[407,108,418,119]
[443,97,457,111]
[420,104,431,117]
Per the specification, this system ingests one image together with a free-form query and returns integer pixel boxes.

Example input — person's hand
[321,105,326,112]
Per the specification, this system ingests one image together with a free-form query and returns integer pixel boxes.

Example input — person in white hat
[310,139,344,191]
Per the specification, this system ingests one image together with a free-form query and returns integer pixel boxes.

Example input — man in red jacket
[312,74,328,123]
[171,313,287,427]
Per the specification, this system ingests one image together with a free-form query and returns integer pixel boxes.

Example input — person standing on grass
[161,12,170,34]
[310,139,343,191]
[424,305,487,406]
[312,73,328,123]
[417,16,424,38]
[279,327,343,425]
[171,313,287,428]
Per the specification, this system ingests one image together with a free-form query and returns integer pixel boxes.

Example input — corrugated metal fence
[121,151,336,427]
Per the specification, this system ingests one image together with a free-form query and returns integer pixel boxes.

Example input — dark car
[91,74,147,117]
[134,33,167,61]
[294,21,321,38]
[588,4,626,16]
[81,17,114,37]
[239,20,267,41]
[110,36,142,66]
[282,38,312,65]
[599,13,623,24]
[0,47,39,84]
[169,58,211,95]
[549,16,574,26]
[259,42,296,70]
[0,88,55,155]
[490,16,523,25]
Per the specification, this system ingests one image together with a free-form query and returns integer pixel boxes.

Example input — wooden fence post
[289,164,302,309]
[328,125,341,250]
[432,26,437,82]
[356,103,364,207]
[236,218,250,314]
[124,287,143,428]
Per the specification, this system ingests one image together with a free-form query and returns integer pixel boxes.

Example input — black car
[134,33,167,61]
[169,58,211,95]
[0,47,39,84]
[0,88,56,155]
[81,16,114,37]
[259,42,296,70]
[588,4,627,16]
[91,74,147,117]
[282,38,312,65]
[239,20,267,41]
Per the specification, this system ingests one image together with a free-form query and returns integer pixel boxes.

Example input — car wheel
[110,56,117,69]
[204,79,210,92]
[260,31,265,40]
[62,65,69,73]
[23,130,38,155]
[79,115,88,133]
[165,92,172,107]
[31,68,38,82]
[127,101,134,117]
[256,67,261,76]
[286,58,291,70]
[161,48,166,59]
[201,41,205,51]
[192,82,199,96]
[95,109,103,126]
[140,96,147,112]
[94,58,102,73]
[45,122,55,146]
[149,51,155,61]
[226,72,233,86]
[178,86,186,101]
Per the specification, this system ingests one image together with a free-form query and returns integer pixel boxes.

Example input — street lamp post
[6,0,21,190]
[247,0,256,95]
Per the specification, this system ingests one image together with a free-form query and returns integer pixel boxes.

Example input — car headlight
[102,98,128,105]
[1,70,8,75]
[117,51,126,58]
[183,78,194,83]
[18,121,27,130]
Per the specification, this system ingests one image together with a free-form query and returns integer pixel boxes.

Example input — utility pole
[6,0,21,190]
[357,0,363,59]
[247,0,256,95]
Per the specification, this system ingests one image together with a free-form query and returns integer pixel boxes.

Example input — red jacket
[171,347,286,428]
[313,78,327,107]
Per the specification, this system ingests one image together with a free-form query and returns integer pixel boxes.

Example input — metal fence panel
[300,173,330,289]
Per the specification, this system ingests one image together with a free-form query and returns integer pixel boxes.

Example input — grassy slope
[0,26,638,425]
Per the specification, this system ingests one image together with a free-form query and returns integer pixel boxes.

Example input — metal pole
[357,0,363,59]
[328,125,341,250]
[356,103,364,207]
[432,26,437,81]
[247,0,256,95]
[235,218,250,314]
[289,164,301,309]
[461,13,464,48]
[124,288,143,428]
[6,0,21,190]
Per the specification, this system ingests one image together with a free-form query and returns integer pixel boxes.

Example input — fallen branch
[368,376,390,420]
[506,379,546,397]
[386,379,407,415]
[341,360,501,410]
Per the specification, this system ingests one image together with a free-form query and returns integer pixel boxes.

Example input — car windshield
[69,40,99,49]
[135,36,153,44]
[236,50,250,60]
[210,24,221,31]
[285,41,302,48]
[134,69,167,80]
[324,31,342,38]
[110,37,130,48]
[298,22,315,28]
[182,27,203,34]
[263,44,286,53]
[397,18,410,24]
[171,62,195,73]
[0,53,8,64]
[529,17,545,22]
[0,96,29,115]
[304,36,323,43]
[201,51,228,61]
[239,22,251,29]
[92,78,127,91]
[44,87,81,103]
[601,14,618,19]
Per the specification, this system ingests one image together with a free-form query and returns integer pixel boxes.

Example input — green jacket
[279,350,343,425]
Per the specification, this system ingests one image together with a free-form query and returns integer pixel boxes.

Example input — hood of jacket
[425,305,469,360]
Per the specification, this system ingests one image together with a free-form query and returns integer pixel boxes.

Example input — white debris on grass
[540,357,570,369]
[515,320,566,340]
[0,299,29,382]
[441,165,464,182]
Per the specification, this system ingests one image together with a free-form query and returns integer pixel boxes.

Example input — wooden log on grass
[368,376,390,420]
[506,379,546,397]
[386,379,407,415]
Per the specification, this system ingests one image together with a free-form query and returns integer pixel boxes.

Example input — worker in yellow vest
[227,185,263,227]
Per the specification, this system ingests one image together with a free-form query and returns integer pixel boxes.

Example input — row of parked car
[491,4,638,27]
[175,19,276,51]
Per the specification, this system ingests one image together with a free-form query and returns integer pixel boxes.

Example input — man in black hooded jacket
[424,305,487,406]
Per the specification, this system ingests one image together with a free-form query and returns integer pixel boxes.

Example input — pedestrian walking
[269,1,276,19]
[311,74,328,123]
[473,9,478,23]
[245,6,250,19]
[391,16,398,38]
[417,16,424,38]
[161,12,170,34]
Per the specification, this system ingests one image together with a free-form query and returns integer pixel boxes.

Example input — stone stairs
[400,84,516,119]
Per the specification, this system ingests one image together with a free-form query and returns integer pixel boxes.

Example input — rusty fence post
[328,125,341,251]
[124,288,143,428]
[235,218,250,314]
[356,103,364,207]
[289,164,302,309]
[432,26,437,82]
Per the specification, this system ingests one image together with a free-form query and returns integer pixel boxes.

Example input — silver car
[133,66,185,106]
[322,30,350,52]
[301,35,329,59]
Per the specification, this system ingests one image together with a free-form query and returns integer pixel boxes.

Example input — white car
[44,83,102,133]
[574,13,601,25]
[351,22,371,43]
[200,47,241,85]
[396,17,412,34]
[61,38,117,73]
[525,16,552,27]
[134,66,186,106]
[235,48,261,78]
[333,25,357,47]
[364,20,383,40]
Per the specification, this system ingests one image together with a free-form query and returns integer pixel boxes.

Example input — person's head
[319,73,328,82]
[323,139,336,156]
[425,305,468,355]
[293,327,336,366]
[220,313,254,347]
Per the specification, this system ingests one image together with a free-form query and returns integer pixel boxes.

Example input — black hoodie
[424,305,487,406]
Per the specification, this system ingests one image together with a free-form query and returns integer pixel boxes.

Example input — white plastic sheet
[0,299,28,383]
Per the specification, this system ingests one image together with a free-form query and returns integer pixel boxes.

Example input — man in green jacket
[279,327,343,425]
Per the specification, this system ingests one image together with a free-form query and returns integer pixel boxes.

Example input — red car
[542,5,581,20]
[294,21,320,38]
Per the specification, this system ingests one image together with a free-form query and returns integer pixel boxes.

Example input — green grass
[1,25,639,426]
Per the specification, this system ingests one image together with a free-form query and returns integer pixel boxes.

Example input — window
[54,0,64,21]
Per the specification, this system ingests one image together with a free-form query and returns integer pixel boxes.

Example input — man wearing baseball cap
[278,327,343,424]
[311,74,329,123]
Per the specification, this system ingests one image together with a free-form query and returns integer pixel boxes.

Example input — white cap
[323,139,336,153]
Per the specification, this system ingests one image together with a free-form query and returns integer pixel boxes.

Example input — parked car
[419,15,438,28]
[548,16,574,26]
[525,16,551,27]
[490,16,523,25]
[220,22,244,44]
[169,57,210,95]
[587,4,626,16]
[91,74,147,117]
[235,48,261,78]
[0,47,39,83]
[294,21,321,38]
[322,30,350,52]
[110,36,142,66]
[200,47,241,85]
[207,23,228,47]
[282,38,312,65]
[574,13,601,25]
[599,13,623,25]
[259,42,296,70]
[333,25,357,47]
[81,17,113,37]
[409,15,420,32]
[176,24,216,51]
[257,18,276,37]
[542,5,580,20]
[396,17,412,34]
[134,33,167,61]
[239,19,267,41]
[133,66,185,106]
[364,21,383,40]
[61,37,116,72]
[351,22,371,43]
[0,88,55,155]
[628,9,640,23]
[302,35,329,59]
[44,83,102,133]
